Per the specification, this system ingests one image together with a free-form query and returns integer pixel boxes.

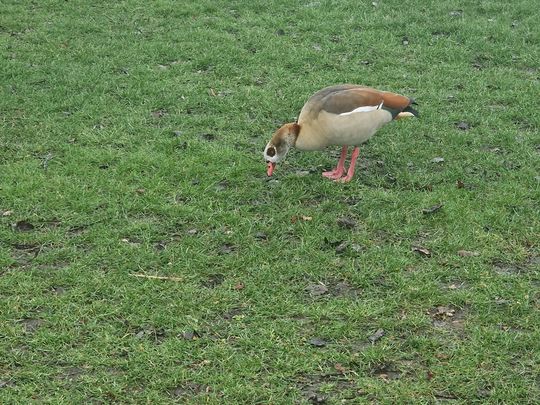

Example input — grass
[1,0,539,402]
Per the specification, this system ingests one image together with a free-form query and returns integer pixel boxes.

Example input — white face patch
[339,101,383,116]
[264,143,279,163]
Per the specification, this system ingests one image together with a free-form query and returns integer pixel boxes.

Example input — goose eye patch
[266,147,276,157]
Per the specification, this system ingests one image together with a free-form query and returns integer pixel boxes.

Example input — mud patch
[429,306,468,331]
[133,326,167,344]
[20,318,45,333]
[222,307,244,321]
[492,260,525,275]
[170,382,211,398]
[305,279,361,299]
[0,379,15,389]
[202,273,225,288]
[10,243,41,266]
[492,255,539,276]
[371,363,401,381]
[296,373,360,404]
[59,366,86,382]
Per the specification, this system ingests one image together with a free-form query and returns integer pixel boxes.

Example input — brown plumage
[264,85,418,181]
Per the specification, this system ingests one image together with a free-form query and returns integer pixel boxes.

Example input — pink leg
[322,146,348,180]
[336,146,360,183]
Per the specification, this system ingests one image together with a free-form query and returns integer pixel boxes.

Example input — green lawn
[1,0,539,403]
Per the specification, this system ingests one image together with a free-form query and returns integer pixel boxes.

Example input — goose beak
[267,162,276,176]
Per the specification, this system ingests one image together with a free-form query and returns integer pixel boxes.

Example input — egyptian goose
[264,85,419,182]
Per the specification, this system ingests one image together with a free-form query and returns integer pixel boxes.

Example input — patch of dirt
[36,261,71,271]
[11,220,35,232]
[202,273,225,288]
[296,373,360,404]
[357,157,386,173]
[0,380,15,389]
[133,326,167,344]
[323,239,363,255]
[219,243,235,255]
[11,243,41,265]
[342,196,362,207]
[308,337,328,347]
[215,180,229,191]
[180,330,201,340]
[170,382,211,398]
[305,283,328,297]
[368,328,385,343]
[151,109,167,119]
[428,306,468,330]
[200,133,216,141]
[332,280,361,298]
[290,314,311,325]
[337,217,356,229]
[526,255,540,268]
[222,307,244,321]
[305,279,361,299]
[59,366,85,382]
[21,318,44,333]
[51,286,67,295]
[105,367,125,377]
[254,231,268,241]
[371,363,401,381]
[67,225,88,235]
[492,260,525,275]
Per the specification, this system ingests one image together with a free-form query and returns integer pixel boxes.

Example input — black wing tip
[406,97,419,117]
[404,105,420,117]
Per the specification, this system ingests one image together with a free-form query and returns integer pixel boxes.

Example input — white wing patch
[339,101,383,116]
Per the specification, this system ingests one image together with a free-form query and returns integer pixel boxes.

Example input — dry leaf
[291,215,312,223]
[457,250,479,257]
[432,306,456,319]
[412,246,431,257]
[334,363,347,373]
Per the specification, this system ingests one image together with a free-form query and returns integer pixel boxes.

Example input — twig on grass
[131,273,183,282]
